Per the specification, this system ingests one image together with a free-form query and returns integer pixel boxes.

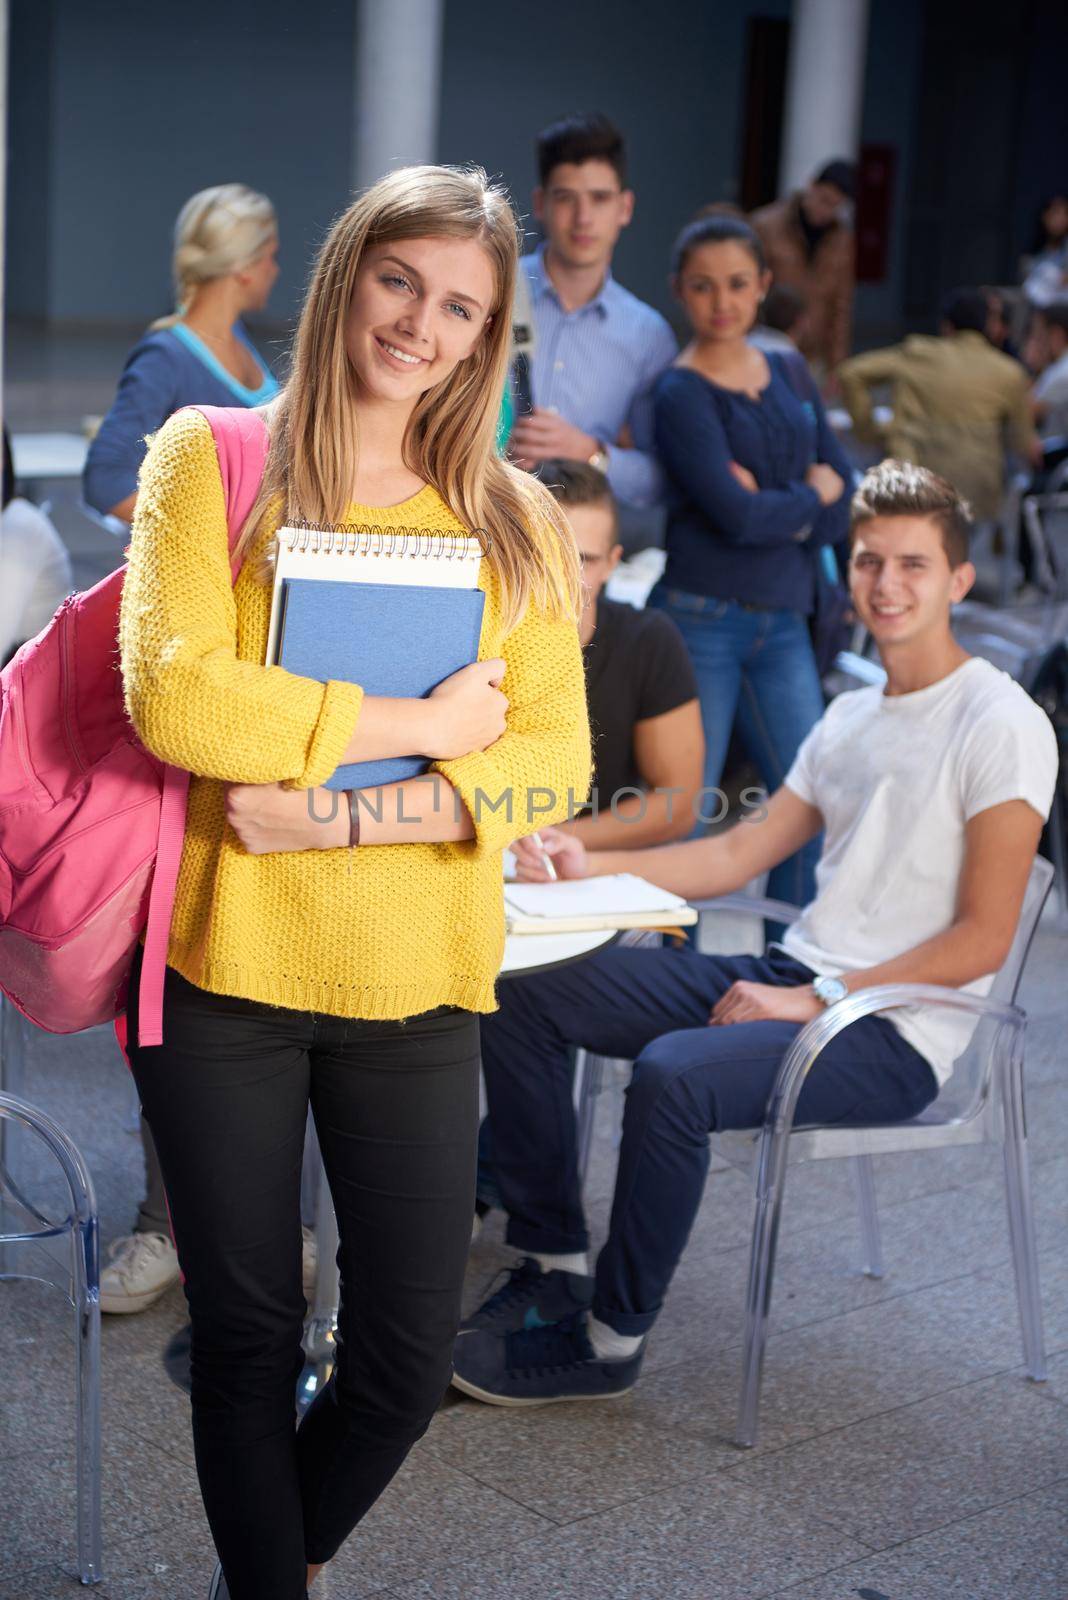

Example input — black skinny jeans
[126,953,481,1600]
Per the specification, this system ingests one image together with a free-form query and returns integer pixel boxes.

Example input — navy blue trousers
[483,944,938,1335]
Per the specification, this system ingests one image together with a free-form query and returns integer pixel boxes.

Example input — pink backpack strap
[135,406,270,1047]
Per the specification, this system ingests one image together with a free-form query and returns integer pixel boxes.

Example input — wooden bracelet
[347,789,361,848]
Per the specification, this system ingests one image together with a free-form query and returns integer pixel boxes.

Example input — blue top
[519,244,678,508]
[652,352,853,614]
[83,322,280,515]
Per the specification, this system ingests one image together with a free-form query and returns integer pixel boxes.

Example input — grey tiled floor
[2,920,1067,1600]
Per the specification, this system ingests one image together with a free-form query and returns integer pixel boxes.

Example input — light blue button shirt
[520,245,678,507]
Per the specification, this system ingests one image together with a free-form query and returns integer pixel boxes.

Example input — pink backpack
[0,405,269,1047]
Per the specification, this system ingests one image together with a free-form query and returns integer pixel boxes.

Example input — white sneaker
[302,1225,318,1301]
[99,1231,180,1315]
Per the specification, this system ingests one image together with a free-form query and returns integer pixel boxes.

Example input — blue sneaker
[451,1314,643,1406]
[461,1256,594,1334]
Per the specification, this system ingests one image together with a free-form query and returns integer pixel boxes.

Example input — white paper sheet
[503,873,689,920]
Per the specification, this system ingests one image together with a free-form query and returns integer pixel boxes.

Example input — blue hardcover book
[277,576,486,791]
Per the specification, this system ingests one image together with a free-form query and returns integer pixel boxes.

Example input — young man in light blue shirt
[509,113,677,509]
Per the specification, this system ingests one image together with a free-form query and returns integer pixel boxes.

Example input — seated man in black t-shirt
[474,464,703,1232]
[544,459,704,846]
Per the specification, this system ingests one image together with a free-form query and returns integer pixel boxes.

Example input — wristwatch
[813,974,849,1007]
[587,443,610,475]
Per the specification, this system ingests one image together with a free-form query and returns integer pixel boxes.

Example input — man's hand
[225,783,348,854]
[728,461,759,492]
[509,409,598,470]
[512,825,589,881]
[709,981,822,1026]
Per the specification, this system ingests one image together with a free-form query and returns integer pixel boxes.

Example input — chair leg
[0,1000,29,1275]
[574,1050,605,1189]
[735,1137,790,1448]
[1002,1123,1048,1381]
[73,1215,103,1584]
[852,1154,884,1278]
[299,1153,340,1414]
[1049,774,1068,921]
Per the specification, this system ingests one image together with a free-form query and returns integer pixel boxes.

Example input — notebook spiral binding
[283,521,484,560]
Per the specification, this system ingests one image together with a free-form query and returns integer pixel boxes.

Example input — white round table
[499,926,619,976]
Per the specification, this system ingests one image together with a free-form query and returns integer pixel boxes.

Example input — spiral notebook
[266,522,485,791]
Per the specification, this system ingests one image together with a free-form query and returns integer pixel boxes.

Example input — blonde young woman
[84,182,280,525]
[119,165,589,1600]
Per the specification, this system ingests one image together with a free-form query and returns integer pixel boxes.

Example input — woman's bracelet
[346,789,361,848]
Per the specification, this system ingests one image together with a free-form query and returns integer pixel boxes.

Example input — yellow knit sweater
[119,408,591,1019]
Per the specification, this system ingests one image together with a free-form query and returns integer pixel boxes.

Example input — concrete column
[779,0,870,195]
[353,0,445,193]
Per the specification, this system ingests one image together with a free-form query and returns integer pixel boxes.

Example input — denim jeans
[125,952,481,1600]
[648,582,825,907]
[479,941,937,1334]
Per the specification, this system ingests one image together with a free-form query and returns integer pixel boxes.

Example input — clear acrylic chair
[574,859,1053,1448]
[0,1080,103,1584]
[697,860,1052,1445]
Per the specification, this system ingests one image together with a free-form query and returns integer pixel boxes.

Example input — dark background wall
[5,0,1064,345]
[8,0,357,326]
[437,0,794,336]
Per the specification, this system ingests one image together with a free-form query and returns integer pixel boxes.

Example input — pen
[531,831,558,882]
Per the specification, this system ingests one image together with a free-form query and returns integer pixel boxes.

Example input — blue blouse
[652,352,853,614]
[83,322,280,515]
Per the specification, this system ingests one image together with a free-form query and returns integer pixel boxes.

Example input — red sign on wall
[856,144,897,283]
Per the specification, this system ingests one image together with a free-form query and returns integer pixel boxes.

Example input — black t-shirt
[582,596,699,809]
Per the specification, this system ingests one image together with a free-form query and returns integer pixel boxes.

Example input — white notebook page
[266,525,483,665]
[504,874,689,920]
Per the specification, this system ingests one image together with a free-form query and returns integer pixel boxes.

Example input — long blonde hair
[151,183,277,330]
[237,165,580,631]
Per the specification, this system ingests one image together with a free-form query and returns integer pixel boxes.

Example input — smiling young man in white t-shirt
[453,458,1059,1407]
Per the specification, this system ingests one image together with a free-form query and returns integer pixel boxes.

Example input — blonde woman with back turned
[84,182,281,524]
[117,165,590,1600]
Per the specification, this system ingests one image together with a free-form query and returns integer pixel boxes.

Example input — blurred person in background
[838,287,1040,522]
[1030,302,1068,447]
[983,287,1023,364]
[1,429,72,666]
[1022,193,1068,309]
[749,159,856,380]
[648,214,852,909]
[83,183,281,525]
[84,183,284,1320]
[749,282,807,357]
[507,113,677,508]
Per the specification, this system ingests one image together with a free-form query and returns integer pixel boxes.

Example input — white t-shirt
[0,498,72,663]
[782,658,1059,1083]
